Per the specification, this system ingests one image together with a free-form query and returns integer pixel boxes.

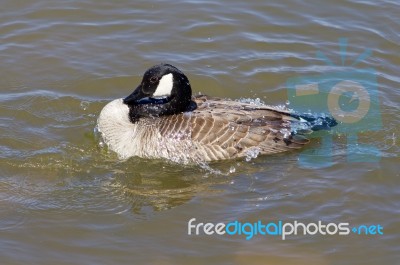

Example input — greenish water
[0,0,399,264]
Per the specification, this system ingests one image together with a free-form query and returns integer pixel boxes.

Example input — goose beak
[123,84,172,105]
[123,84,147,105]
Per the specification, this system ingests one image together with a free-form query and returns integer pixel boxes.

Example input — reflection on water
[109,160,229,213]
[0,0,399,264]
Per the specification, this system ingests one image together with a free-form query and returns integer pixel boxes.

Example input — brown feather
[155,95,309,161]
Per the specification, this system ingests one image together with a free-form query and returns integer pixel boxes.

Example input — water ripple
[0,0,399,263]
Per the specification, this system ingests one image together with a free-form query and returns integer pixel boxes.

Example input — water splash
[279,128,291,139]
[93,125,105,148]
[238,97,266,106]
[238,97,290,111]
[290,111,338,133]
[80,100,90,111]
[245,147,261,162]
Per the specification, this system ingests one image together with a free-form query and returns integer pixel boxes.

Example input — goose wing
[157,95,309,161]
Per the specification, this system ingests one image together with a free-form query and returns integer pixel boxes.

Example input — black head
[123,64,195,122]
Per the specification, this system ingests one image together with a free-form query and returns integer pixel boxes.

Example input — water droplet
[245,147,260,162]
[279,128,291,139]
[80,101,89,111]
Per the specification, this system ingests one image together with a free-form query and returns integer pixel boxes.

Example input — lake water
[0,0,399,264]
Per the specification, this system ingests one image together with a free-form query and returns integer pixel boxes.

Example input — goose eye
[150,76,158,83]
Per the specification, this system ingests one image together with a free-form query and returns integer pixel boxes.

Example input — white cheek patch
[152,73,173,97]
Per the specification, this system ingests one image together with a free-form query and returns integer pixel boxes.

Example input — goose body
[97,64,335,163]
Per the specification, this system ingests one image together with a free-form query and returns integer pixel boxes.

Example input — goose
[97,63,336,163]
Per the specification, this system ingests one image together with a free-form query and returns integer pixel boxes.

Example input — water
[1,0,399,264]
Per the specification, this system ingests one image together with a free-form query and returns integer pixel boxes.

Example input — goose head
[123,64,195,122]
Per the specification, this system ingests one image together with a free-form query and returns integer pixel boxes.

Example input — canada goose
[97,64,336,163]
